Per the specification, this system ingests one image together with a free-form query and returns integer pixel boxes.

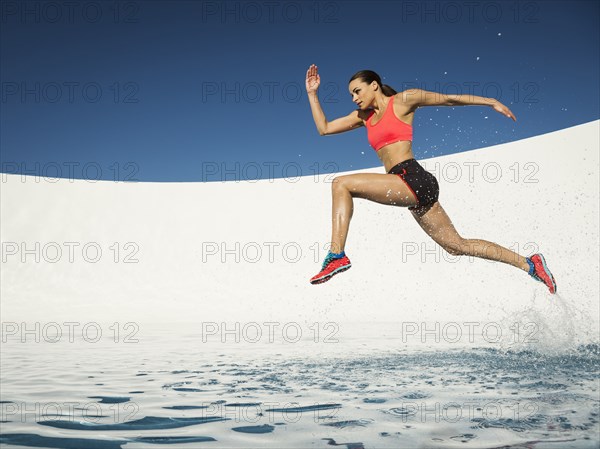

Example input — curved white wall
[1,121,598,341]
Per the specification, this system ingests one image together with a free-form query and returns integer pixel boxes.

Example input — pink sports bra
[365,94,413,151]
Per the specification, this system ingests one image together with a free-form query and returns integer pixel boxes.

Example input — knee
[443,239,467,256]
[332,175,351,191]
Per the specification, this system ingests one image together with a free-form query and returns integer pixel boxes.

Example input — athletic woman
[305,64,557,293]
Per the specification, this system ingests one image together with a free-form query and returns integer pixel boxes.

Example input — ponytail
[349,70,397,96]
[381,84,397,96]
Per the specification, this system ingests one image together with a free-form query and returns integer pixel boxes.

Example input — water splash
[497,289,597,355]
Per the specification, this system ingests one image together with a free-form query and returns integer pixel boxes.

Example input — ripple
[321,438,365,448]
[87,396,130,404]
[225,402,262,407]
[38,415,228,431]
[385,407,417,417]
[450,433,477,442]
[232,424,274,433]
[265,403,342,413]
[162,405,209,410]
[0,433,126,449]
[400,391,430,400]
[322,419,373,428]
[134,436,216,444]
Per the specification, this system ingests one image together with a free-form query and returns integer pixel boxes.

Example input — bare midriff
[376,141,415,173]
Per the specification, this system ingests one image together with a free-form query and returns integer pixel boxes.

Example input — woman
[305,64,557,293]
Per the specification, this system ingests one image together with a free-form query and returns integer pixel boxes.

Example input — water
[1,316,599,449]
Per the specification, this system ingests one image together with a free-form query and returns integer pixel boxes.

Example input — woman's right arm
[306,64,364,136]
[308,92,364,135]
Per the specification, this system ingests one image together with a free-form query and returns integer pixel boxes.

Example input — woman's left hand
[491,100,517,121]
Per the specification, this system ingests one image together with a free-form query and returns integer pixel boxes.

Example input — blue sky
[1,0,599,181]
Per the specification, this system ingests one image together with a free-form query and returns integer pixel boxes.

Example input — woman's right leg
[328,173,419,254]
[410,201,531,272]
[310,172,418,284]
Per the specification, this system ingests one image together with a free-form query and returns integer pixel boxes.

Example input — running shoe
[310,252,351,285]
[526,253,557,294]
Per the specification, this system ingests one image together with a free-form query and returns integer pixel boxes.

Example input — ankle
[525,257,535,275]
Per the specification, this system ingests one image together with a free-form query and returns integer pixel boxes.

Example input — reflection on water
[1,320,598,449]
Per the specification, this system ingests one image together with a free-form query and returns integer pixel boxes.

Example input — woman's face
[348,79,377,109]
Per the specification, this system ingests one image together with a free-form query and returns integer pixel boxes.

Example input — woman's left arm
[401,89,516,121]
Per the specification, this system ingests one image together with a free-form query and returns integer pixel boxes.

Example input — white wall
[1,121,598,342]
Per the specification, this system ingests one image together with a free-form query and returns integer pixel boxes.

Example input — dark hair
[349,70,397,96]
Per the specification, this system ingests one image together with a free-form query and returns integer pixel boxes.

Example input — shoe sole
[310,264,351,285]
[536,254,557,294]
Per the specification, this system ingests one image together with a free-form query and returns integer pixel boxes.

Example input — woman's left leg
[410,201,531,271]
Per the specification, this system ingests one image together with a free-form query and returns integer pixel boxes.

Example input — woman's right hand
[305,64,320,94]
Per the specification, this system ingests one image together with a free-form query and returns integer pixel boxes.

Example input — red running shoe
[310,252,352,285]
[527,253,557,294]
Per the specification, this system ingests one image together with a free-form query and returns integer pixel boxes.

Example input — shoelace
[321,253,338,270]
[321,254,333,271]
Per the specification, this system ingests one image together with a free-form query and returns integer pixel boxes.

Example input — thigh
[334,173,419,208]
[410,201,462,246]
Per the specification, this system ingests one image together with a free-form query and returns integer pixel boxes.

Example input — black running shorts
[388,158,439,211]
